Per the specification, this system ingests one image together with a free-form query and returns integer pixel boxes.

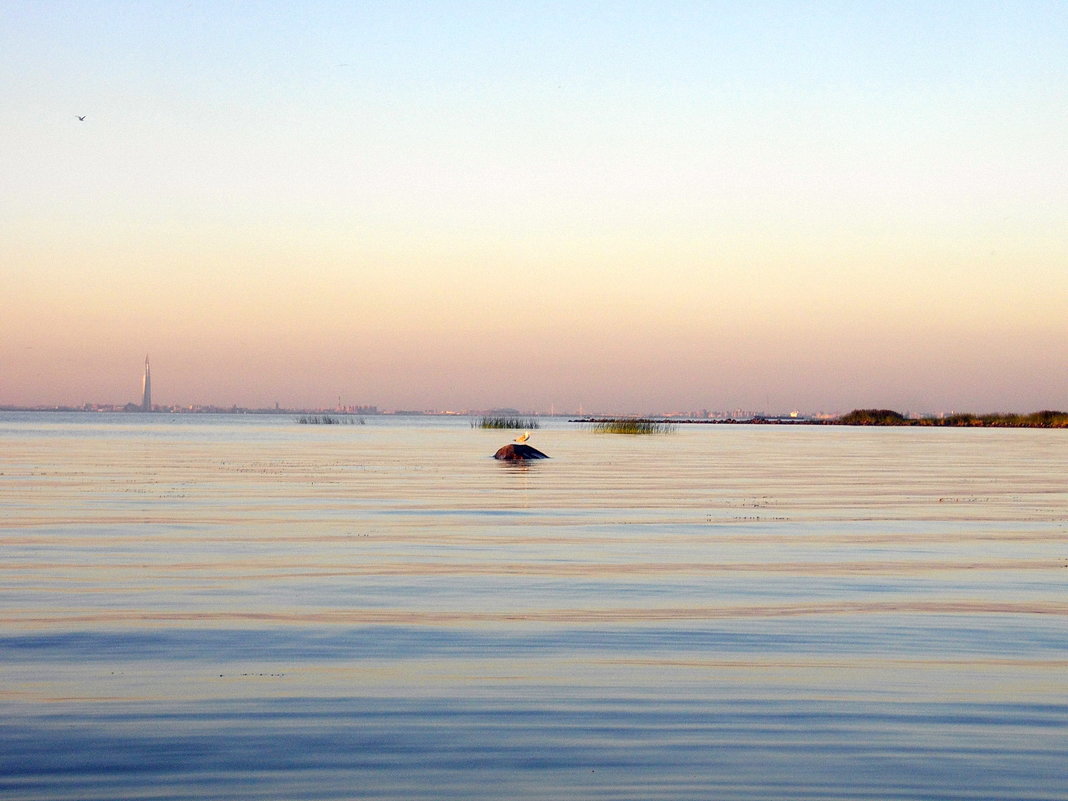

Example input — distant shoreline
[573,409,1068,429]
[2,407,1065,428]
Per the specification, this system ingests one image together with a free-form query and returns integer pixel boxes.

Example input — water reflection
[1,414,1066,800]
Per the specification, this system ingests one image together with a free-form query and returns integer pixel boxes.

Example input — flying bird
[514,432,531,444]
[76,115,86,121]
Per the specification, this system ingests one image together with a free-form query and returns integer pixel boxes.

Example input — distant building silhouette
[141,355,152,411]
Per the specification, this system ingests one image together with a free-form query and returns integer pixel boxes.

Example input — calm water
[1,412,1065,800]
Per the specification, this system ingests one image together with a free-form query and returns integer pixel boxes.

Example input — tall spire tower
[141,355,152,412]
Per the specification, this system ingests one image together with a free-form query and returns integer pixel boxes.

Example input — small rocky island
[493,443,550,460]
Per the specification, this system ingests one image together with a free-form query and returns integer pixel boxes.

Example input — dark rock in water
[493,443,549,461]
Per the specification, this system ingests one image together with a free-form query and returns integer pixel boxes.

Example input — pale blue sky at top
[2,1,1066,414]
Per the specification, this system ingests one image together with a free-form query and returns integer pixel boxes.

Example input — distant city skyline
[0,354,1056,419]
[2,3,1066,414]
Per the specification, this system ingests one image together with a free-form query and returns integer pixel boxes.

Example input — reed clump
[297,415,364,425]
[836,409,1068,428]
[474,416,540,430]
[934,411,1068,428]
[591,418,677,435]
[837,409,909,426]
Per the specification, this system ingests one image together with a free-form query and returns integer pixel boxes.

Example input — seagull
[514,432,530,444]
[76,115,86,121]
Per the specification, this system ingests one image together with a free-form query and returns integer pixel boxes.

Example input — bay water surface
[1,412,1065,800]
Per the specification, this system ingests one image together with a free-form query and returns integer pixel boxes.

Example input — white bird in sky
[514,432,530,444]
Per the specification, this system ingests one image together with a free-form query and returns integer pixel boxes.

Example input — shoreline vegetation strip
[573,409,1068,428]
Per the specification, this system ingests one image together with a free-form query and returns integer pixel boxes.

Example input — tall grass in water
[591,418,676,435]
[297,415,364,425]
[474,416,540,430]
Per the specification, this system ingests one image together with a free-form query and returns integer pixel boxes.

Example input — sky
[2,1,1066,414]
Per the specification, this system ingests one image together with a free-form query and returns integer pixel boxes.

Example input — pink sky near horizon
[3,3,1066,414]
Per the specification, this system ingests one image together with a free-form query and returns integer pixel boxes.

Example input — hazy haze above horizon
[3,1,1066,414]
